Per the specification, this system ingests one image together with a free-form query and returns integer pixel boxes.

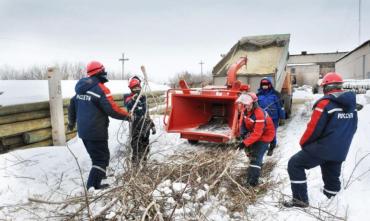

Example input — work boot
[243,177,258,187]
[323,189,337,199]
[97,183,110,190]
[267,143,276,156]
[267,149,274,156]
[282,199,309,208]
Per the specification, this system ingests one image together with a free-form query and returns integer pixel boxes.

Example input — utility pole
[119,53,129,80]
[358,0,362,44]
[199,60,204,78]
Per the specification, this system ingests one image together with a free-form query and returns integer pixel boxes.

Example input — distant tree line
[169,71,213,88]
[0,63,213,86]
[0,62,125,80]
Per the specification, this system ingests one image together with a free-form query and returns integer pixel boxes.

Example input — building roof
[287,63,317,66]
[336,39,370,62]
[288,52,348,64]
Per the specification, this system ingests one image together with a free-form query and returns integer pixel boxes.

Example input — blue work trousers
[83,139,110,189]
[246,141,269,186]
[288,150,342,203]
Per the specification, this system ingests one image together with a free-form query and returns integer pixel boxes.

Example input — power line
[358,0,361,44]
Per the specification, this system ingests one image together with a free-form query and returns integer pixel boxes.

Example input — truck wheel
[282,94,292,119]
[188,140,199,145]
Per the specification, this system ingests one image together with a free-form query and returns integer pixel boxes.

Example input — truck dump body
[213,34,290,92]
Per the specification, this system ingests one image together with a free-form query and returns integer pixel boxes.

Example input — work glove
[132,93,139,101]
[67,123,75,132]
[151,127,157,135]
[279,119,285,126]
[356,103,364,111]
[238,142,245,150]
[126,113,133,122]
[239,141,252,157]
[244,147,252,157]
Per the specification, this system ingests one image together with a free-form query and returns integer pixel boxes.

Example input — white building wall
[287,64,320,86]
[335,44,370,79]
[366,53,370,79]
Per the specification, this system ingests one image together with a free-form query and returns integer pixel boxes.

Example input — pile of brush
[25,148,277,220]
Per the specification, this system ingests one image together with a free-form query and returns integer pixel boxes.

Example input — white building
[335,40,370,79]
[287,51,347,86]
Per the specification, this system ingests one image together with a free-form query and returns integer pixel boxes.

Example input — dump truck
[212,34,293,118]
[164,34,292,144]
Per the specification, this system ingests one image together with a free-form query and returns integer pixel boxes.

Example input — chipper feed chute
[164,58,248,144]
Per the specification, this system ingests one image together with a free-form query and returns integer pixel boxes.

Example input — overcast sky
[0,0,369,82]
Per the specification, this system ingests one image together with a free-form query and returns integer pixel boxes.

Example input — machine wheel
[282,94,292,119]
[188,140,199,145]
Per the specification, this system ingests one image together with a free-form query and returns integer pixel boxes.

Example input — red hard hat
[129,78,141,89]
[248,92,258,102]
[87,61,105,77]
[320,72,343,86]
[240,84,250,92]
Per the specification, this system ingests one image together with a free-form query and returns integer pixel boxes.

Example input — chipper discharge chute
[164,58,248,144]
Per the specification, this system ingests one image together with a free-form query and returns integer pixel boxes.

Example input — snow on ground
[0,80,169,106]
[293,85,315,100]
[0,85,370,220]
[247,88,370,221]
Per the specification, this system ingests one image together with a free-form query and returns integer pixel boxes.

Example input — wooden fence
[0,91,166,153]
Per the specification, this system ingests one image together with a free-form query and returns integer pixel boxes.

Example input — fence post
[48,67,66,145]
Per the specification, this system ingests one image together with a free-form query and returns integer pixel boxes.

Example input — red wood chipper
[164,58,249,144]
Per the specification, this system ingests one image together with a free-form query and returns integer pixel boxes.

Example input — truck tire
[282,94,292,119]
[188,140,199,145]
[312,84,319,94]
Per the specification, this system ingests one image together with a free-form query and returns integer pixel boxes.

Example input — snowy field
[0,84,370,220]
[0,80,169,106]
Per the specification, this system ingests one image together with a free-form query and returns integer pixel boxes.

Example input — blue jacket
[257,87,285,121]
[68,77,129,140]
[300,91,358,161]
[123,93,147,118]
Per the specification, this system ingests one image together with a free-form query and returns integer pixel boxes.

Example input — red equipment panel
[164,89,240,143]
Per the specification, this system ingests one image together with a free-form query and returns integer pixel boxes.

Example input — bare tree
[169,71,212,88]
[56,62,86,80]
[0,62,86,80]
[27,65,48,80]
